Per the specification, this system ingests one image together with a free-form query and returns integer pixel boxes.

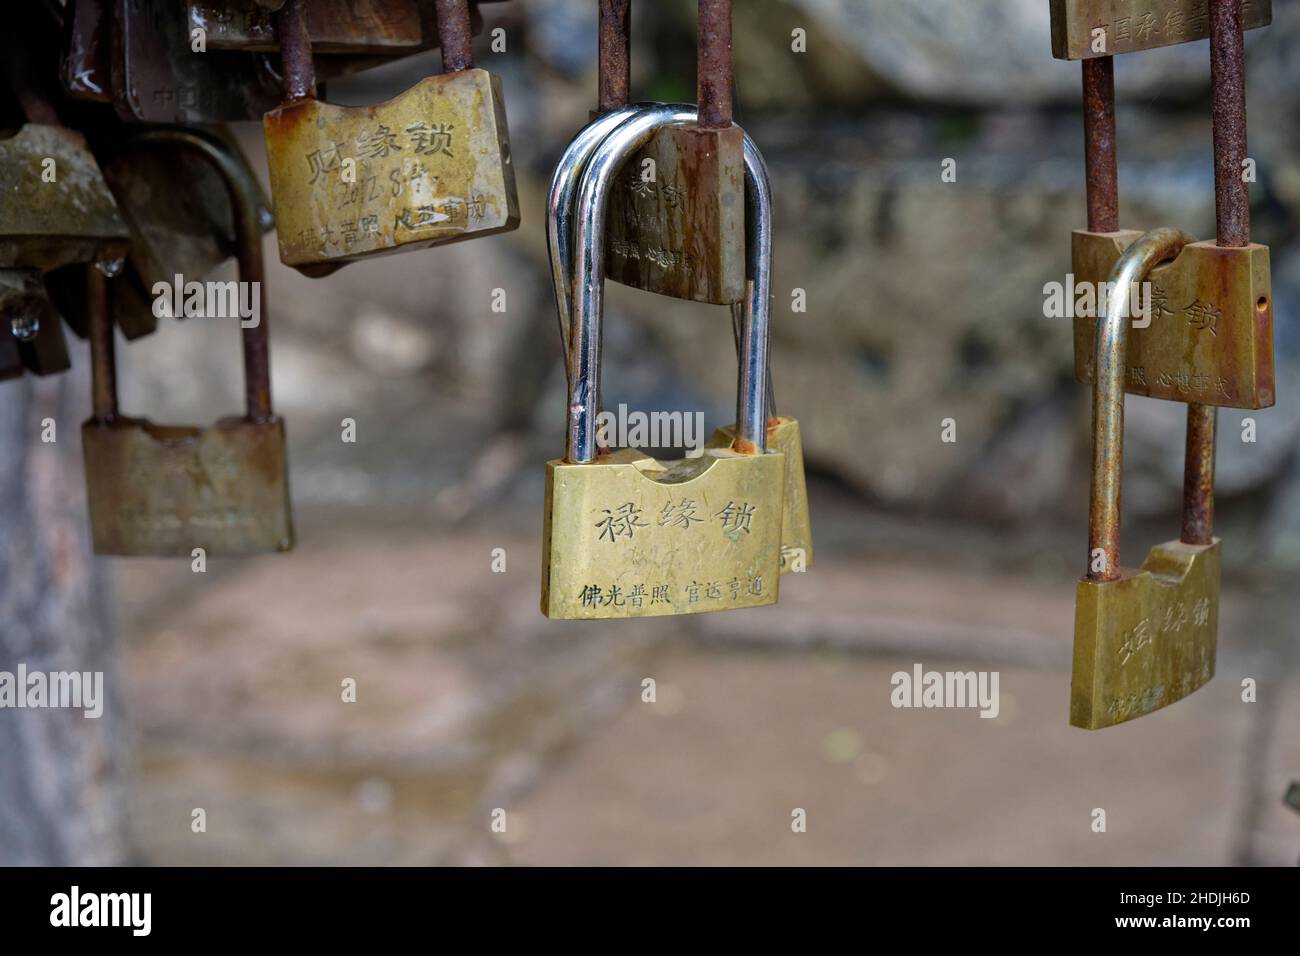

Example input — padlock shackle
[1087,227,1194,582]
[1210,0,1250,248]
[597,0,632,112]
[87,265,117,422]
[276,0,317,104]
[126,129,275,424]
[565,105,771,463]
[549,105,777,416]
[435,0,476,73]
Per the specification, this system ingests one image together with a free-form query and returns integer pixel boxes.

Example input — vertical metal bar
[697,0,733,129]
[1082,57,1119,232]
[435,0,475,73]
[87,265,117,422]
[598,0,631,112]
[276,0,316,103]
[1181,0,1249,545]
[1210,0,1250,247]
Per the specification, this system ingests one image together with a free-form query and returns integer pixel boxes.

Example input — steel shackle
[1087,227,1194,581]
[560,106,774,462]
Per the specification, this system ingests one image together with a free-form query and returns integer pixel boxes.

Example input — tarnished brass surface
[1071,539,1219,729]
[0,125,131,271]
[1072,229,1274,409]
[708,417,812,574]
[190,0,423,53]
[604,122,745,305]
[1050,0,1271,60]
[541,446,784,620]
[82,416,294,556]
[0,268,70,377]
[111,0,283,123]
[263,70,519,269]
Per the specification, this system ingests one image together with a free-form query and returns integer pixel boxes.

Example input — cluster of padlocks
[0,1,1279,730]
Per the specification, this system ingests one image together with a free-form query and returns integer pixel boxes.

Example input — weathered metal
[189,0,423,53]
[1082,57,1118,233]
[60,0,112,103]
[1050,0,1271,60]
[0,269,70,377]
[262,0,519,272]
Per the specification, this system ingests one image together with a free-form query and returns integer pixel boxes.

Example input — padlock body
[1071,539,1220,729]
[542,446,784,619]
[605,122,745,305]
[263,69,520,269]
[82,415,294,556]
[1049,0,1271,60]
[708,417,812,574]
[1073,231,1274,409]
[191,0,424,53]
[0,125,130,271]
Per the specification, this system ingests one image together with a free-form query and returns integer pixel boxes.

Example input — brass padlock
[189,0,424,53]
[1072,228,1220,730]
[542,109,784,620]
[263,0,519,274]
[550,105,813,576]
[0,123,130,273]
[81,130,293,557]
[597,0,745,305]
[1050,0,1271,60]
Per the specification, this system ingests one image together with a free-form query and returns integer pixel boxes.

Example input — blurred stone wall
[108,0,1300,566]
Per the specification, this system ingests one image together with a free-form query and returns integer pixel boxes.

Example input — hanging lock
[542,109,784,620]
[549,105,812,576]
[0,114,131,377]
[1060,0,1274,410]
[1050,0,1271,60]
[596,0,745,305]
[1072,229,1220,730]
[188,0,424,53]
[81,130,293,557]
[263,0,519,275]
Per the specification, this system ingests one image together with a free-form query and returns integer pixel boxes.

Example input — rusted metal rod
[276,0,316,103]
[598,0,631,112]
[435,0,475,73]
[87,266,117,422]
[1181,0,1249,545]
[1082,56,1119,233]
[697,0,733,129]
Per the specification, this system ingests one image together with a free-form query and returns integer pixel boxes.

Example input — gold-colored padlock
[542,109,785,620]
[81,131,293,557]
[1072,228,1220,730]
[1049,0,1271,60]
[597,0,745,305]
[263,0,519,275]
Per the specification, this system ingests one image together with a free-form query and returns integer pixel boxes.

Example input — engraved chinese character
[406,121,455,157]
[1128,366,1147,387]
[715,501,756,535]
[1185,299,1220,336]
[1150,285,1175,321]
[357,124,401,159]
[705,581,722,600]
[749,576,764,596]
[596,501,649,543]
[1135,12,1158,41]
[661,181,683,208]
[651,584,671,604]
[629,584,646,609]
[1118,618,1153,665]
[729,577,742,600]
[603,584,626,607]
[686,581,701,603]
[1164,10,1187,41]
[305,142,343,184]
[1160,601,1187,635]
[659,498,703,529]
[397,205,451,230]
[630,174,655,200]
[580,585,603,607]
[1113,16,1132,43]
[1192,597,1211,627]
[1187,0,1210,34]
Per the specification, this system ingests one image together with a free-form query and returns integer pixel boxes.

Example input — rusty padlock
[1049,0,1271,60]
[81,130,293,557]
[263,0,519,275]
[1072,229,1221,730]
[597,0,745,305]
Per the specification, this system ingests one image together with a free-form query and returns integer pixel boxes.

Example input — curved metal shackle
[557,106,774,461]
[1087,227,1193,582]
[127,129,274,424]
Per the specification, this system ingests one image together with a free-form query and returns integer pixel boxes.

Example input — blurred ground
[112,485,1300,866]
